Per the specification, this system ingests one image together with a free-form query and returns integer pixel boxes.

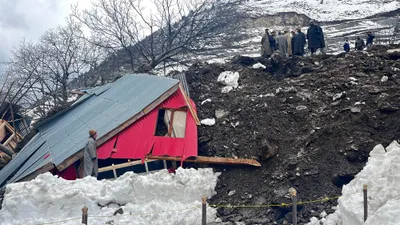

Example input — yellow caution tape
[209,196,340,208]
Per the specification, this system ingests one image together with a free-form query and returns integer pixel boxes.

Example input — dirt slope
[186,45,400,224]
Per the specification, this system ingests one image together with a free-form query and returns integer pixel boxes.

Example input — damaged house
[0,74,200,185]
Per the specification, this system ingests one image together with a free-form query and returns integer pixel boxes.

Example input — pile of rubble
[186,45,400,224]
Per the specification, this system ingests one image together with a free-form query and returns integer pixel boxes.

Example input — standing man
[84,129,98,178]
[269,31,277,51]
[307,20,325,54]
[366,31,375,50]
[261,29,273,57]
[284,30,293,57]
[276,32,289,57]
[293,28,306,56]
[355,36,365,50]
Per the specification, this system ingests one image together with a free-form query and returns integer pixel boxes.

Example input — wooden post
[163,160,167,169]
[202,197,207,225]
[145,161,149,173]
[82,206,88,225]
[112,164,117,179]
[364,184,368,222]
[289,187,297,225]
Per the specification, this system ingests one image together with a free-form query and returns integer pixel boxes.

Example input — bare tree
[72,0,241,72]
[38,19,100,104]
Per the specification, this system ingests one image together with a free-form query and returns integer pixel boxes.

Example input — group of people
[261,20,325,57]
[343,31,375,52]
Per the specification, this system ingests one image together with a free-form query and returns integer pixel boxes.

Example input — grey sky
[0,0,89,62]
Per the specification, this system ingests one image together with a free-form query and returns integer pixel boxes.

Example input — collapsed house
[0,103,31,170]
[0,74,260,186]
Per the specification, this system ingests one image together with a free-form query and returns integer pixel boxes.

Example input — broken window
[155,108,187,138]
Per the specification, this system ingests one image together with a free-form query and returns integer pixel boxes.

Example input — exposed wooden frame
[179,83,200,125]
[147,156,261,167]
[98,159,158,173]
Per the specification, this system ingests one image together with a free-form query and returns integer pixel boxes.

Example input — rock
[379,103,399,113]
[201,98,212,105]
[222,86,234,93]
[332,91,346,101]
[296,105,308,111]
[218,71,240,88]
[113,208,124,215]
[252,62,267,69]
[228,190,236,196]
[350,144,359,151]
[381,76,388,82]
[215,109,230,119]
[201,118,216,126]
[350,107,361,113]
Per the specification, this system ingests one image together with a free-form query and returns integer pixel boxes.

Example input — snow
[307,141,400,225]
[0,168,220,225]
[252,63,266,69]
[242,0,399,22]
[217,71,240,88]
[201,118,216,126]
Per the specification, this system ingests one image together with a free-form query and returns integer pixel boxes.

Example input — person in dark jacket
[343,39,350,53]
[269,31,277,51]
[366,31,375,49]
[84,129,98,178]
[293,28,306,56]
[306,20,325,54]
[355,36,365,50]
[290,31,296,55]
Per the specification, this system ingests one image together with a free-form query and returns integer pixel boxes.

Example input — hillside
[185,45,400,224]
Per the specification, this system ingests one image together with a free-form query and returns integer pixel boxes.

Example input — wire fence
[33,184,370,225]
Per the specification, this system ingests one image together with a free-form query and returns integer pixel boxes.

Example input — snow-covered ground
[241,0,399,21]
[0,168,220,225]
[307,141,400,225]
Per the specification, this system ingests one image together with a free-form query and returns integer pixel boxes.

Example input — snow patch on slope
[307,141,400,225]
[242,0,399,21]
[0,168,220,225]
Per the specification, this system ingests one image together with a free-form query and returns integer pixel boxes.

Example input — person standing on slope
[84,129,98,178]
[261,29,273,57]
[343,39,350,53]
[355,36,365,50]
[366,31,375,50]
[293,28,306,56]
[276,32,289,57]
[270,31,277,51]
[284,30,293,57]
[306,20,325,54]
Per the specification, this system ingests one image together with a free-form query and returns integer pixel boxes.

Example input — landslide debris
[186,45,400,224]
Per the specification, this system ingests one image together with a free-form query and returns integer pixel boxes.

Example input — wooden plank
[98,159,158,173]
[179,84,201,125]
[56,84,180,172]
[147,156,261,167]
[18,162,54,182]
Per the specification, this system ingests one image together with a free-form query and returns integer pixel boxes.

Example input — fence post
[82,206,88,225]
[289,187,297,225]
[364,184,368,222]
[202,197,207,225]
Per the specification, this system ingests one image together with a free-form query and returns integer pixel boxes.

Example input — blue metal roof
[0,74,179,186]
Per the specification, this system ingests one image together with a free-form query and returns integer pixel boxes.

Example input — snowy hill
[241,0,399,21]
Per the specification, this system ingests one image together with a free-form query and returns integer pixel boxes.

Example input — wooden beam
[98,159,158,173]
[56,84,180,172]
[179,84,201,125]
[147,156,261,167]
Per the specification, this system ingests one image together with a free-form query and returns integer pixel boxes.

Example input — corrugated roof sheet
[0,74,179,186]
